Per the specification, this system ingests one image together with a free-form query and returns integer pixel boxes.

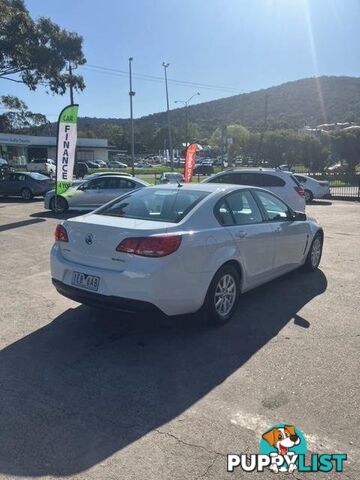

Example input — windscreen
[97,188,209,223]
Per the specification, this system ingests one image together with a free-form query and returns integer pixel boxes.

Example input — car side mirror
[289,210,307,221]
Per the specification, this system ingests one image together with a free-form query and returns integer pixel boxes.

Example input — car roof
[217,167,290,175]
[85,171,132,177]
[148,183,249,194]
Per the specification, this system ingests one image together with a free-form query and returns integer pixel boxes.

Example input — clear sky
[5,0,360,120]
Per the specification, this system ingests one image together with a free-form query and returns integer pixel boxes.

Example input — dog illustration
[262,425,300,473]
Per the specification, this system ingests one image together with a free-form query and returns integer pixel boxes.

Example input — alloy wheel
[311,237,322,268]
[214,273,237,318]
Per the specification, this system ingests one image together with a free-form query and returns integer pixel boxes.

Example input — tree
[332,129,360,172]
[0,0,86,94]
[0,95,48,132]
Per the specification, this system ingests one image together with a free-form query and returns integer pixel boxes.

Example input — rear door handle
[235,231,247,239]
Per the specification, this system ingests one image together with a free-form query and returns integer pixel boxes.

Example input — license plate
[72,271,100,291]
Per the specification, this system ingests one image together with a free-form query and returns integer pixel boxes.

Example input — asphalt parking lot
[0,199,359,479]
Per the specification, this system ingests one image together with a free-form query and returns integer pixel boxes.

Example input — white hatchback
[51,184,323,324]
[203,168,306,212]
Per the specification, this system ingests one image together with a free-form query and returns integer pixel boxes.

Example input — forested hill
[36,76,360,141]
[134,76,360,132]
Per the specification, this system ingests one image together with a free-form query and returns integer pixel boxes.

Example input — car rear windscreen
[97,188,209,223]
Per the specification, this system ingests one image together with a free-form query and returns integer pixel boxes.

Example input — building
[301,122,360,137]
[0,132,109,165]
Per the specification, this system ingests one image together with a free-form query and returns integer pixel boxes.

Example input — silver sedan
[44,174,149,212]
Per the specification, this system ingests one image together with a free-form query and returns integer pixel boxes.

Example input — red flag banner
[184,143,198,183]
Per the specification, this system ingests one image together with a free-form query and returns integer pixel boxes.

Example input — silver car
[44,174,149,212]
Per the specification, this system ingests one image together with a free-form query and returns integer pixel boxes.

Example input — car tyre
[302,232,323,272]
[304,189,313,203]
[21,187,33,201]
[50,196,68,213]
[204,264,240,326]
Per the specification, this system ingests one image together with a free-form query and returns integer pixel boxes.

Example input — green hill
[135,75,360,133]
[35,76,360,147]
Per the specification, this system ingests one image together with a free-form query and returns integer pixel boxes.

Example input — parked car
[108,161,128,169]
[203,168,305,212]
[193,164,214,175]
[84,161,100,169]
[0,172,54,200]
[27,158,56,177]
[44,174,149,212]
[136,161,153,168]
[294,174,331,202]
[94,160,107,168]
[51,183,323,325]
[159,172,185,184]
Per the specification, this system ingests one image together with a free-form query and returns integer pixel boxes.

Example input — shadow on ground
[0,218,46,233]
[308,200,333,206]
[30,209,83,220]
[0,198,43,204]
[0,269,327,476]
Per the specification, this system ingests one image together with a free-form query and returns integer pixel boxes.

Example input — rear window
[97,188,209,223]
[290,175,301,186]
[294,175,307,183]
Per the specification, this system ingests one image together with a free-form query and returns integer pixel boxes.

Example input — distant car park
[135,161,153,168]
[44,174,149,212]
[84,161,101,169]
[0,172,54,200]
[159,172,185,184]
[94,160,107,168]
[27,158,56,177]
[108,161,128,169]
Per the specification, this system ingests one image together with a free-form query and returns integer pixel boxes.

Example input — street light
[129,57,135,177]
[162,62,174,171]
[174,92,200,147]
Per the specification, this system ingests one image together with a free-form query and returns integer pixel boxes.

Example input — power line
[80,63,246,94]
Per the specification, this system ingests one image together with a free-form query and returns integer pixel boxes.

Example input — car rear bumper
[50,244,207,315]
[52,279,161,314]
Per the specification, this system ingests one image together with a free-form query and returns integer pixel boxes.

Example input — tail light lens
[55,224,69,242]
[116,235,182,257]
[294,186,305,197]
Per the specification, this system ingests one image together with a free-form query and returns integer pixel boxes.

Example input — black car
[0,172,54,200]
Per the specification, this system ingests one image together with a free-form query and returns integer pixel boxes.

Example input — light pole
[162,62,173,171]
[66,61,78,105]
[175,92,200,147]
[129,57,135,177]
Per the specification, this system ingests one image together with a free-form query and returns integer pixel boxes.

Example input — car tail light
[294,186,305,197]
[116,235,182,257]
[55,224,69,242]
